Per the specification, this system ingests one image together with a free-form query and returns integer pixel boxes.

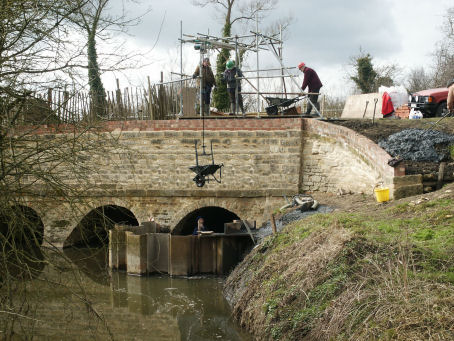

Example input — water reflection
[65,247,250,341]
[0,244,45,282]
[63,246,110,285]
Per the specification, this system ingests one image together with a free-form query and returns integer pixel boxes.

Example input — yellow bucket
[374,187,390,203]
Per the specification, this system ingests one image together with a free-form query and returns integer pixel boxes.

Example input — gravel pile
[255,205,333,243]
[379,129,454,162]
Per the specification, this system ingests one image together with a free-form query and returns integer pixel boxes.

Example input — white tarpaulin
[378,85,408,110]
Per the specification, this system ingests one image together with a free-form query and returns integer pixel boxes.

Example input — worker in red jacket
[298,62,323,115]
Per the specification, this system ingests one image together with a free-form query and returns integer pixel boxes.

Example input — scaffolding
[178,20,322,118]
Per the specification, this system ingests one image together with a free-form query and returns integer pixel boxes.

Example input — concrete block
[198,237,217,274]
[126,232,147,275]
[117,229,127,270]
[147,233,169,274]
[224,222,242,234]
[169,235,192,276]
[108,229,118,269]
[341,93,382,119]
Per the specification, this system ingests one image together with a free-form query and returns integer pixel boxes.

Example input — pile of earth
[332,118,454,175]
[378,128,454,162]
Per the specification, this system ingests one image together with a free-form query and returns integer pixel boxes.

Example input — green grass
[247,197,454,340]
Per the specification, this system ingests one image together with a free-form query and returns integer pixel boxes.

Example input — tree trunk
[87,31,106,119]
[213,5,232,112]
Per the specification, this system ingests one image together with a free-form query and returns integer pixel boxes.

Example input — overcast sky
[102,0,452,97]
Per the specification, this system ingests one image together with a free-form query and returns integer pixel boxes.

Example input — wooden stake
[270,214,277,234]
[437,162,446,190]
[147,76,153,120]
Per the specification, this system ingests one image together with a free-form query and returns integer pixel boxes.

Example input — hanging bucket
[374,187,390,203]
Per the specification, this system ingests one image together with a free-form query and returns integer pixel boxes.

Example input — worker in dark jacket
[223,60,244,115]
[192,217,207,235]
[193,57,216,115]
[298,62,323,115]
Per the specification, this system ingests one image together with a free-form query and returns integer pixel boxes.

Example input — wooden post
[147,76,153,120]
[437,162,446,190]
[63,91,69,122]
[270,214,277,234]
[47,88,53,116]
[115,78,122,118]
[322,94,326,117]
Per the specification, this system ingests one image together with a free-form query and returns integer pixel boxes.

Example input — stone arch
[63,204,139,248]
[0,205,45,279]
[0,205,45,247]
[173,205,240,235]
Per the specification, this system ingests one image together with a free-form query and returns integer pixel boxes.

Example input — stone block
[126,232,147,275]
[147,233,169,274]
[393,184,424,200]
[393,175,423,186]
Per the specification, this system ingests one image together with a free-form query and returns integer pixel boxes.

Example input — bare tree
[0,1,137,338]
[432,7,454,87]
[406,67,433,93]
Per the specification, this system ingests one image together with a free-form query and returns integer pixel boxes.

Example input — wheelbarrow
[265,95,306,115]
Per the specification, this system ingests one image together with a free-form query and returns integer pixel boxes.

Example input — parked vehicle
[408,88,448,117]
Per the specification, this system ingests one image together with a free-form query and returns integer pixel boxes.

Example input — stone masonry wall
[303,119,403,194]
[15,117,402,246]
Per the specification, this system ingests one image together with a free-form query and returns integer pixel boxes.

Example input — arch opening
[64,205,139,248]
[0,205,44,247]
[0,205,45,280]
[173,206,240,235]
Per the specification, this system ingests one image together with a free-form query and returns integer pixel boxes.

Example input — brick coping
[11,117,304,135]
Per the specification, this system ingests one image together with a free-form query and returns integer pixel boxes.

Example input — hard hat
[298,62,306,70]
[226,60,235,69]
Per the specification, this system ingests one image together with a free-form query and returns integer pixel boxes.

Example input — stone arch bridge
[16,117,409,248]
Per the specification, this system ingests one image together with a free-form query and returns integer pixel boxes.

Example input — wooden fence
[7,78,198,125]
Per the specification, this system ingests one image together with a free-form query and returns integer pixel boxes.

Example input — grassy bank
[224,186,454,340]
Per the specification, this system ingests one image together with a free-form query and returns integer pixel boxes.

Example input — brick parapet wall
[11,117,303,135]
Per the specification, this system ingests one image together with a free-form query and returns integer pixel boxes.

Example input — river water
[2,247,251,340]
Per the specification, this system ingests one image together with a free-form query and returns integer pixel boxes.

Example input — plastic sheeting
[379,85,408,110]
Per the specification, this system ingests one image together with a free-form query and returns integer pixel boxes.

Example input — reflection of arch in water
[173,206,240,235]
[64,205,139,248]
[0,205,45,279]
